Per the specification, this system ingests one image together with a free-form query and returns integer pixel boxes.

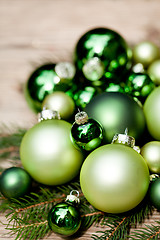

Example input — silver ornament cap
[38,107,61,122]
[65,190,80,205]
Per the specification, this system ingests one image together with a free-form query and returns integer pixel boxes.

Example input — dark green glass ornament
[149,177,160,210]
[71,111,103,151]
[74,27,132,83]
[124,72,155,102]
[105,82,125,93]
[0,167,32,199]
[25,63,75,112]
[48,191,81,236]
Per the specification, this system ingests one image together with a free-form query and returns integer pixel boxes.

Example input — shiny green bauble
[125,72,155,102]
[132,41,160,68]
[0,167,32,199]
[148,59,160,85]
[42,91,75,120]
[74,27,132,82]
[80,144,149,213]
[25,64,71,112]
[48,202,81,236]
[85,92,145,143]
[141,141,160,174]
[149,178,160,210]
[20,120,84,185]
[144,86,160,140]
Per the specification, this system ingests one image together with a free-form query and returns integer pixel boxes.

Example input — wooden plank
[0,0,160,239]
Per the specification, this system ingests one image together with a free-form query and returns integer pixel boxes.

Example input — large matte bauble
[74,27,131,82]
[0,167,32,199]
[148,59,160,85]
[144,86,160,140]
[149,178,160,210]
[80,144,150,213]
[25,64,71,112]
[48,202,81,236]
[132,41,160,68]
[42,91,75,120]
[85,92,145,143]
[20,120,84,185]
[141,141,160,174]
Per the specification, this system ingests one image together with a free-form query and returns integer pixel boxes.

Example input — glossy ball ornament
[149,178,160,210]
[148,59,160,85]
[20,119,84,185]
[71,111,103,151]
[85,92,145,143]
[132,41,160,68]
[48,191,81,236]
[144,86,160,140]
[141,141,160,174]
[74,27,132,82]
[80,144,150,213]
[125,72,155,102]
[25,63,74,112]
[0,167,32,199]
[42,91,75,120]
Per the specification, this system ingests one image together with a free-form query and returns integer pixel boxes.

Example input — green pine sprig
[0,130,160,240]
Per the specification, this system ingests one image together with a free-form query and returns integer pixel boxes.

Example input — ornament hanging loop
[65,190,80,205]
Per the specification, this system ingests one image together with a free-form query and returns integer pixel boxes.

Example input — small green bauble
[48,191,81,236]
[125,72,155,102]
[144,86,160,140]
[74,27,132,82]
[132,41,160,68]
[141,141,160,174]
[20,118,84,185]
[149,178,160,210]
[0,167,32,199]
[148,59,160,85]
[42,91,75,120]
[71,111,103,151]
[25,63,75,112]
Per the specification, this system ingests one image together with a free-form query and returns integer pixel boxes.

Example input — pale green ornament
[144,86,160,140]
[148,59,160,85]
[80,131,149,213]
[20,117,84,185]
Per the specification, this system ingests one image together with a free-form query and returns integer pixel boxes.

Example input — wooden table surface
[0,0,160,239]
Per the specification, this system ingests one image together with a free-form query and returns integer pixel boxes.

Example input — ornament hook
[65,190,80,204]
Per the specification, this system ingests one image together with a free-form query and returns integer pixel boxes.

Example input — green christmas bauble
[74,27,132,82]
[0,167,32,199]
[42,91,75,120]
[48,202,81,236]
[80,144,149,213]
[144,86,160,140]
[85,92,145,143]
[132,41,160,68]
[141,141,160,174]
[148,59,160,85]
[149,178,160,210]
[25,63,73,112]
[20,119,84,185]
[124,72,155,102]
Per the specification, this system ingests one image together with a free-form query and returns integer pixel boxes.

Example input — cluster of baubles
[1,27,160,237]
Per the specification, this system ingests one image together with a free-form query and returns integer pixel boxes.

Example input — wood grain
[0,0,160,239]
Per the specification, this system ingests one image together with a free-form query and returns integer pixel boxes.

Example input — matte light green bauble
[148,59,160,85]
[141,141,160,174]
[42,91,75,120]
[80,144,149,213]
[20,120,84,185]
[125,72,155,102]
[0,167,32,199]
[85,92,145,143]
[132,41,160,68]
[25,63,72,112]
[149,178,160,210]
[74,27,132,82]
[48,202,81,236]
[144,86,160,140]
